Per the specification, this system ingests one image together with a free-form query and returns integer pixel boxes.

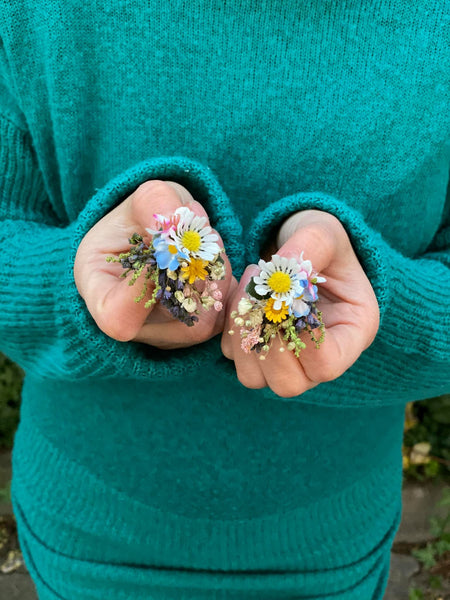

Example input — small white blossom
[238,297,253,315]
[182,297,197,313]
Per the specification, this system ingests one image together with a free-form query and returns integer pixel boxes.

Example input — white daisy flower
[168,207,220,261]
[253,255,304,309]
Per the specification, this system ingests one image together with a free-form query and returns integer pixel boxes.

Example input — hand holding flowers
[74,180,237,350]
[221,210,380,398]
[107,206,227,327]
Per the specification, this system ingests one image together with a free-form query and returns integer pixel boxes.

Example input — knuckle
[95,314,136,342]
[186,319,216,345]
[236,369,265,390]
[268,371,304,398]
[165,181,194,205]
[271,382,302,399]
[315,359,343,383]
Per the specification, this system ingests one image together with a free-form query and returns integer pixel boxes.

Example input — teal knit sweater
[1,2,449,599]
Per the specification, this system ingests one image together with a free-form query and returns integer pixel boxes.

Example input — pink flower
[214,301,223,311]
[240,326,262,354]
[212,289,222,300]
[146,213,180,238]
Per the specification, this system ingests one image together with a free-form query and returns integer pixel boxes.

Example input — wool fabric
[0,1,449,599]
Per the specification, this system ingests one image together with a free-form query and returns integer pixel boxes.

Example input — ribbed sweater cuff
[58,156,244,380]
[0,221,76,376]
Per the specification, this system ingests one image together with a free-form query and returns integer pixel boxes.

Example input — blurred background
[0,352,449,600]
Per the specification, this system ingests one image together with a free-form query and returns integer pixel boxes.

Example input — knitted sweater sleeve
[246,188,450,406]
[0,86,243,381]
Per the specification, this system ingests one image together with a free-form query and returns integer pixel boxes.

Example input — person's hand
[74,180,237,349]
[221,210,379,397]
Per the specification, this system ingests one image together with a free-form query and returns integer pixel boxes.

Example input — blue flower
[290,296,311,318]
[153,236,188,271]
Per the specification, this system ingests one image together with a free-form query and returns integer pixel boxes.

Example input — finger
[233,349,267,390]
[221,264,268,389]
[134,265,234,348]
[258,336,317,398]
[276,210,367,287]
[221,264,259,359]
[299,320,366,384]
[133,303,226,348]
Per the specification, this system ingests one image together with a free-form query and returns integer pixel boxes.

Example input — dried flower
[106,208,226,326]
[238,297,253,315]
[230,253,326,356]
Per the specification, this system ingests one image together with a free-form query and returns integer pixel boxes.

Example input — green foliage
[0,353,23,450]
[0,481,11,503]
[410,487,450,598]
[423,460,440,479]
[408,589,424,600]
[428,575,443,590]
[413,544,438,569]
[245,277,269,300]
[404,395,450,481]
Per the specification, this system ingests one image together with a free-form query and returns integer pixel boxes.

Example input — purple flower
[295,319,306,331]
[306,312,320,328]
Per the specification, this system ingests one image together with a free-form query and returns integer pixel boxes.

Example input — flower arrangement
[106,207,226,326]
[229,254,326,358]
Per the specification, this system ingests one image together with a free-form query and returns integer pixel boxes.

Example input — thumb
[276,211,340,274]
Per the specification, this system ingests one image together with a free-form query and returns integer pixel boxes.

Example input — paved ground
[0,451,448,600]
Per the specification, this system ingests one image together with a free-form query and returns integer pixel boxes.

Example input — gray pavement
[0,450,448,600]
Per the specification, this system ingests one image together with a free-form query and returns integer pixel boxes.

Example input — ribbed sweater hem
[11,415,402,575]
[14,500,394,599]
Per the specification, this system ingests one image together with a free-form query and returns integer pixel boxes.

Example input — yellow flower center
[181,258,208,284]
[168,244,178,254]
[267,271,291,294]
[181,230,201,253]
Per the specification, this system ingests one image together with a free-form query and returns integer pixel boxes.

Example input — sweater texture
[0,1,449,599]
